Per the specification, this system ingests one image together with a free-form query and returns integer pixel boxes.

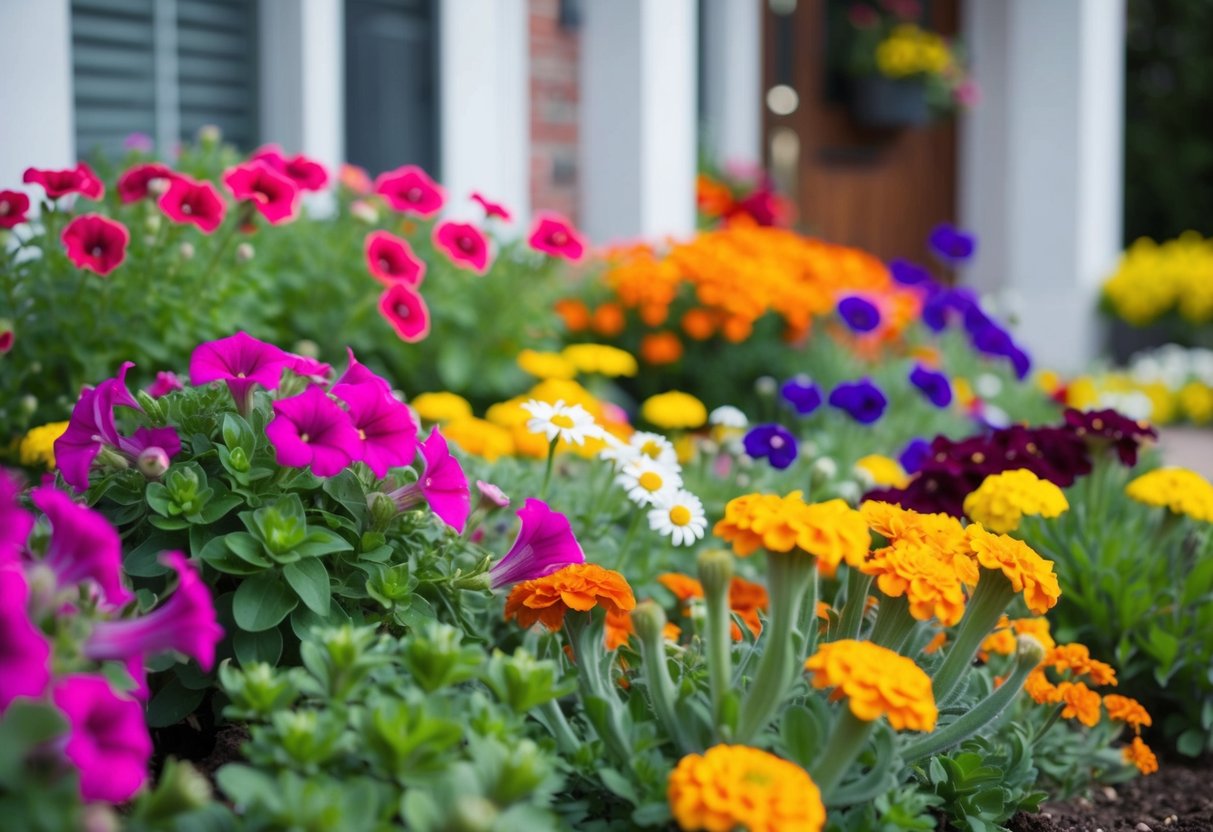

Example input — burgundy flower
[116,163,175,203]
[334,380,418,478]
[32,484,133,608]
[527,213,586,261]
[250,145,329,192]
[379,283,431,343]
[265,385,363,477]
[146,371,183,398]
[0,329,11,354]
[389,427,470,533]
[23,162,104,200]
[0,189,31,228]
[0,569,51,710]
[373,165,445,216]
[61,214,130,276]
[222,161,299,224]
[1063,408,1157,467]
[189,331,291,412]
[159,174,227,233]
[52,675,153,802]
[471,192,511,221]
[364,230,426,286]
[433,221,490,274]
[489,498,584,589]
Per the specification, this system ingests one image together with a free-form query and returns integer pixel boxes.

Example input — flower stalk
[867,593,916,653]
[809,709,877,799]
[633,601,695,753]
[697,548,734,729]
[835,567,873,641]
[932,570,1016,704]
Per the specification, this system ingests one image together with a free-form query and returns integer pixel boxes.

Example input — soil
[1009,763,1213,832]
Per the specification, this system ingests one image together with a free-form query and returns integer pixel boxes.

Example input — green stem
[698,550,734,733]
[539,436,558,500]
[867,593,917,653]
[614,510,644,577]
[932,570,1016,705]
[1030,703,1066,745]
[836,568,873,641]
[538,699,580,755]
[565,612,633,767]
[809,709,877,798]
[634,603,695,753]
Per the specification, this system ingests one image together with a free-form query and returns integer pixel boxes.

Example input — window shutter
[176,0,258,151]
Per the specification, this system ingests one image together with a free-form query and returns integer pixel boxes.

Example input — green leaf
[1177,728,1208,757]
[215,764,281,812]
[284,558,332,616]
[780,704,823,769]
[224,532,273,568]
[124,532,179,577]
[233,571,299,632]
[598,768,638,806]
[222,412,256,454]
[198,535,268,576]
[234,626,284,667]
[146,676,207,728]
[0,701,68,781]
[292,527,354,560]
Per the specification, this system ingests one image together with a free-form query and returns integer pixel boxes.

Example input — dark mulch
[190,722,250,785]
[1009,763,1213,832]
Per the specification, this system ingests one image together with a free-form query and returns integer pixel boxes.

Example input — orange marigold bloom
[504,563,636,631]
[1045,643,1118,687]
[1103,694,1151,734]
[861,541,967,626]
[668,745,825,832]
[658,572,704,603]
[1122,736,1159,775]
[681,308,717,340]
[714,493,802,556]
[714,493,868,573]
[1024,668,1059,704]
[982,617,1056,659]
[981,628,1018,658]
[656,572,768,640]
[861,501,978,586]
[604,607,680,650]
[804,640,937,731]
[554,298,591,332]
[640,331,683,365]
[924,631,948,654]
[796,498,871,577]
[1056,681,1103,727]
[965,525,1061,614]
[1011,617,1056,653]
[590,302,626,336]
[639,302,669,327]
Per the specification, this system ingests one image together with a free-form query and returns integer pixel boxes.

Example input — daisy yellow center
[551,414,575,429]
[639,471,663,492]
[669,505,692,526]
[641,441,662,458]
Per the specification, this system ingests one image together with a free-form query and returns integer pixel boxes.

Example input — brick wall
[529,0,580,222]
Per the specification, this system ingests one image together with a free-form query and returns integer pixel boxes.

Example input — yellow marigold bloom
[561,343,638,377]
[963,469,1070,533]
[1126,467,1213,522]
[1123,736,1159,775]
[714,493,868,573]
[1024,668,1058,705]
[861,501,978,586]
[981,628,1017,657]
[667,745,825,832]
[19,421,69,469]
[1103,694,1152,735]
[795,498,870,577]
[805,640,936,731]
[527,378,603,417]
[1045,643,1117,687]
[641,391,708,430]
[485,397,530,428]
[855,454,908,488]
[410,391,473,423]
[924,631,948,654]
[1103,232,1213,327]
[516,349,576,380]
[1055,681,1102,727]
[1179,381,1213,424]
[861,542,967,626]
[441,417,515,462]
[965,525,1061,614]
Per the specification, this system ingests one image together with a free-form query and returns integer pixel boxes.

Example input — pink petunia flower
[189,331,291,413]
[373,165,445,217]
[471,192,512,221]
[116,163,176,203]
[489,498,585,589]
[334,381,418,478]
[146,371,184,399]
[31,484,133,608]
[378,283,431,343]
[476,480,510,509]
[0,189,31,229]
[1,470,33,566]
[0,569,51,710]
[335,347,393,394]
[159,174,227,233]
[265,385,363,477]
[222,161,300,224]
[52,674,153,803]
[250,145,330,192]
[0,329,11,354]
[61,214,130,276]
[433,221,491,274]
[23,162,105,201]
[388,427,470,533]
[285,354,333,384]
[364,230,426,286]
[527,213,586,261]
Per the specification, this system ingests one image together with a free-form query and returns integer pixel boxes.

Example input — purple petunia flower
[335,347,393,394]
[898,437,932,475]
[927,223,977,265]
[828,379,888,425]
[743,423,799,470]
[146,371,184,399]
[31,485,133,609]
[389,428,471,534]
[265,385,363,477]
[334,381,418,479]
[909,365,953,408]
[889,259,932,286]
[1,470,33,566]
[189,331,291,414]
[780,376,823,416]
[489,499,585,589]
[836,295,882,333]
[285,353,333,384]
[52,674,153,803]
[0,569,52,711]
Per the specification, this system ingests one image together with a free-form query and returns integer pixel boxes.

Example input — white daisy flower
[648,490,707,546]
[617,457,682,507]
[708,405,748,429]
[522,399,601,446]
[600,430,678,470]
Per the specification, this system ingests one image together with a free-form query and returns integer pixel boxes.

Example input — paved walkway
[1158,427,1213,478]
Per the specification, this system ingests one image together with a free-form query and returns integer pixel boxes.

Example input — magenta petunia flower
[527,213,586,261]
[389,427,470,533]
[32,484,133,609]
[159,174,227,233]
[0,189,31,229]
[0,329,12,354]
[189,331,291,413]
[23,162,104,201]
[265,385,363,477]
[1,470,33,566]
[471,192,512,221]
[61,214,130,276]
[116,163,175,203]
[335,347,392,394]
[251,145,330,192]
[146,371,183,398]
[52,674,153,803]
[0,569,51,710]
[285,354,333,384]
[433,221,491,274]
[378,283,431,343]
[222,161,299,224]
[373,165,445,216]
[476,480,510,509]
[334,381,418,478]
[364,230,426,286]
[489,498,584,589]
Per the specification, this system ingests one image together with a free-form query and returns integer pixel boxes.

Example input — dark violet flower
[222,161,299,224]
[61,214,130,276]
[889,259,931,286]
[364,230,425,286]
[743,423,799,470]
[0,569,51,710]
[23,162,105,201]
[1063,408,1157,467]
[334,381,418,478]
[189,331,291,412]
[836,295,882,333]
[0,190,31,229]
[158,174,226,234]
[52,674,153,803]
[433,221,491,274]
[527,213,586,261]
[927,223,977,265]
[379,283,432,343]
[1,470,33,566]
[1008,346,1032,380]
[389,427,470,533]
[117,163,175,203]
[146,371,184,398]
[828,379,888,424]
[489,498,585,589]
[374,165,445,217]
[909,364,953,407]
[31,484,133,608]
[265,385,363,477]
[780,375,823,416]
[898,437,931,474]
[471,191,512,221]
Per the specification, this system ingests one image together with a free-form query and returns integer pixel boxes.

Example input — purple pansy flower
[31,485,133,609]
[52,674,153,803]
[265,385,363,477]
[743,423,799,470]
[489,499,585,589]
[828,379,888,424]
[780,376,823,416]
[898,437,931,474]
[836,295,882,333]
[927,223,977,265]
[334,381,418,478]
[189,331,291,414]
[889,259,932,286]
[0,569,52,710]
[909,364,953,408]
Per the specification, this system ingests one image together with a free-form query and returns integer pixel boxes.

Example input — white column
[438,0,530,222]
[960,0,1124,373]
[0,0,75,183]
[581,0,697,244]
[701,0,763,172]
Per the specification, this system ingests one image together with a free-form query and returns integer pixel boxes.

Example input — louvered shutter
[176,0,258,151]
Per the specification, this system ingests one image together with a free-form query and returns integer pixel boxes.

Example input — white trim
[701,0,763,171]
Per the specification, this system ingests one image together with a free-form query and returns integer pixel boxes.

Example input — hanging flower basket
[848,76,929,128]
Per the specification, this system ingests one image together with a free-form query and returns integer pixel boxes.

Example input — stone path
[1157,427,1213,478]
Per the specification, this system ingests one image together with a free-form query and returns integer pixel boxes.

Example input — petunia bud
[134,389,166,425]
[144,213,161,234]
[235,242,255,262]
[137,447,171,479]
[178,241,195,261]
[197,124,222,146]
[366,491,399,531]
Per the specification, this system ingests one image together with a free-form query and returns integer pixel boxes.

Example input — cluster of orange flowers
[503,563,636,631]
[805,639,938,731]
[965,525,1062,615]
[657,572,769,640]
[713,493,870,574]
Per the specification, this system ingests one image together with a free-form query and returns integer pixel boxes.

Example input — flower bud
[178,241,195,260]
[137,446,171,479]
[451,796,498,832]
[836,481,861,504]
[136,758,212,822]
[476,480,509,511]
[367,491,399,530]
[0,326,13,354]
[852,464,875,490]
[631,599,668,645]
[697,548,734,601]
[810,456,837,483]
[1015,633,1047,668]
[144,213,161,234]
[19,394,37,415]
[134,389,166,425]
[235,242,255,262]
[350,199,379,224]
[197,124,222,146]
[292,339,320,358]
[754,375,778,396]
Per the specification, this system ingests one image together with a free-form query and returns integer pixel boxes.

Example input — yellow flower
[861,541,967,626]
[561,343,638,377]
[19,421,69,469]
[410,391,473,423]
[965,525,1061,614]
[854,454,908,488]
[667,745,825,832]
[713,493,869,574]
[1122,736,1159,775]
[516,349,576,380]
[962,469,1070,533]
[1179,381,1213,424]
[805,640,937,731]
[1125,467,1213,522]
[441,417,515,461]
[640,391,707,430]
[1103,694,1152,735]
[1103,232,1213,326]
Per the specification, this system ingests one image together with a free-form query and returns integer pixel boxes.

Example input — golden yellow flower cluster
[667,745,825,832]
[962,469,1070,533]
[854,454,908,489]
[1102,232,1213,326]
[713,493,869,574]
[860,500,978,586]
[19,421,69,469]
[875,24,953,78]
[804,640,937,731]
[1125,467,1213,523]
[640,391,708,430]
[965,525,1061,615]
[410,391,473,423]
[861,541,967,626]
[561,343,638,377]
[516,349,576,380]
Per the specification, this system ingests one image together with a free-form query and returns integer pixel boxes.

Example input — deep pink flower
[365,230,426,286]
[222,161,299,224]
[116,163,175,203]
[61,214,130,276]
[146,371,183,398]
[335,347,392,394]
[123,132,154,152]
[433,221,490,274]
[31,484,132,608]
[0,569,51,711]
[476,480,510,509]
[52,674,152,803]
[159,174,226,233]
[23,162,104,200]
[471,192,511,221]
[285,354,333,384]
[489,498,584,589]
[527,213,586,261]
[389,427,470,533]
[0,329,11,354]
[189,331,291,412]
[251,145,329,192]
[334,381,418,478]
[373,165,445,216]
[266,385,362,477]
[378,283,431,343]
[0,190,31,229]
[1,470,33,566]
